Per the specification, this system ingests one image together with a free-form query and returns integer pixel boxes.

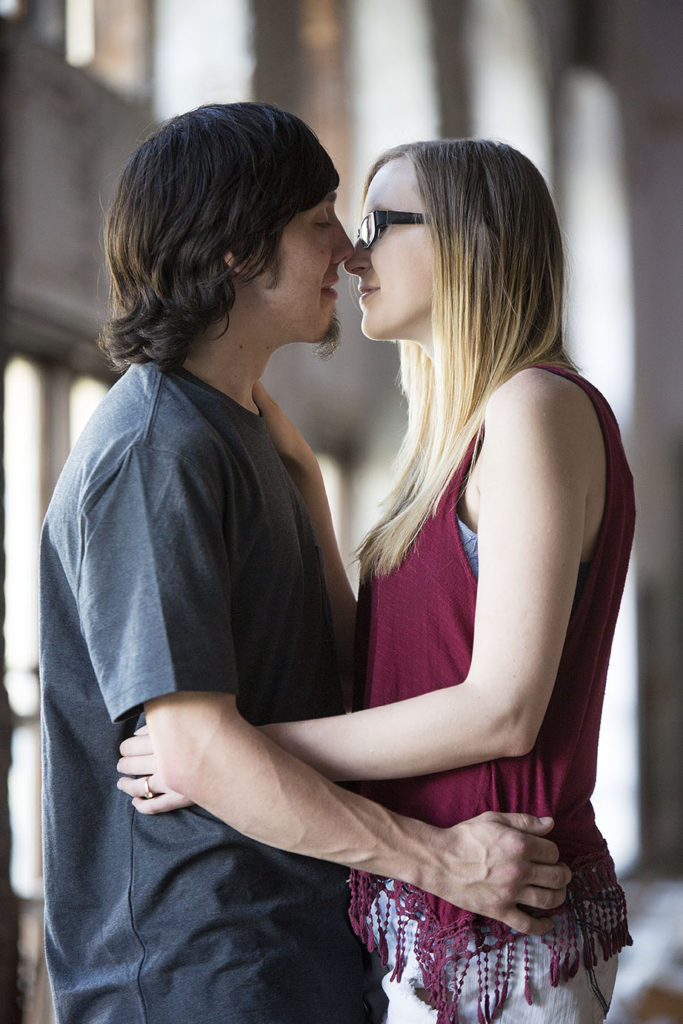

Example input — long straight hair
[358,139,575,580]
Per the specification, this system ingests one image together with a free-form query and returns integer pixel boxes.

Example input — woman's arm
[253,382,357,699]
[120,692,571,934]
[119,371,605,786]
[259,370,606,780]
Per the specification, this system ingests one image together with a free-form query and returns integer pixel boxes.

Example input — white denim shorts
[370,894,618,1024]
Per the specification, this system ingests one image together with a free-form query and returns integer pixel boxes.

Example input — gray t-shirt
[40,363,364,1023]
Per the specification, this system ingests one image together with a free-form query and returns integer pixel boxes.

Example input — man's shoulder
[45,367,196,518]
[45,363,270,534]
[78,364,231,475]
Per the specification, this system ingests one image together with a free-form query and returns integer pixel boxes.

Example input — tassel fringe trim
[349,853,631,1024]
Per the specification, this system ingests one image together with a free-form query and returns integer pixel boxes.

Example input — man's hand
[427,811,570,935]
[118,701,569,936]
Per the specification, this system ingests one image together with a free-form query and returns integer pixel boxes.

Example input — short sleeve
[77,444,237,722]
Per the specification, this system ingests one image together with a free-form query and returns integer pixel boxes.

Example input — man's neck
[183,323,270,413]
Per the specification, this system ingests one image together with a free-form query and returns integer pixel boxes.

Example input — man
[40,103,569,1024]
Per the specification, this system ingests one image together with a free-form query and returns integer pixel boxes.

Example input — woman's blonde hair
[358,139,575,580]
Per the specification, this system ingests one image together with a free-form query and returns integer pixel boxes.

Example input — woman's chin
[360,317,392,343]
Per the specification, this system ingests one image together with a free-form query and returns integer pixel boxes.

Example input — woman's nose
[344,238,370,277]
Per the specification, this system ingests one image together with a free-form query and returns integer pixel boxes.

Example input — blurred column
[428,0,470,138]
[559,68,638,873]
[349,0,439,213]
[251,0,302,113]
[612,0,683,875]
[27,0,65,50]
[89,0,152,98]
[558,0,683,878]
[299,0,351,220]
[251,0,350,220]
[154,0,254,120]
[0,14,21,1020]
[463,0,552,180]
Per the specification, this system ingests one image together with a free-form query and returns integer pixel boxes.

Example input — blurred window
[0,0,24,17]
[66,0,152,99]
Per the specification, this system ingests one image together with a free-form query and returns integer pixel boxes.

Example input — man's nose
[331,222,355,264]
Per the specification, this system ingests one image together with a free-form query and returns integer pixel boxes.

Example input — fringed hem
[348,852,632,1024]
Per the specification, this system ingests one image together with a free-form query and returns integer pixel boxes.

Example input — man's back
[40,364,365,1023]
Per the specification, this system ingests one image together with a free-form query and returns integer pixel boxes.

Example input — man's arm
[144,690,570,936]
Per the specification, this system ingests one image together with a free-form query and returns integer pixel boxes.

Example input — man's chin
[314,312,341,360]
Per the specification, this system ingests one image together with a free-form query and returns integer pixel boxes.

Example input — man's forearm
[149,691,442,892]
[146,691,569,934]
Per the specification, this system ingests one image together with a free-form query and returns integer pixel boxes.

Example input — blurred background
[0,0,681,1021]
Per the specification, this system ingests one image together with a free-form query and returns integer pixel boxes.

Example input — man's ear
[224,252,244,273]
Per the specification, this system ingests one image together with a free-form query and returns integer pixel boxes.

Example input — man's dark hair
[99,103,339,371]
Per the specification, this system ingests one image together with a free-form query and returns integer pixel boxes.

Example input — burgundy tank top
[349,368,634,1020]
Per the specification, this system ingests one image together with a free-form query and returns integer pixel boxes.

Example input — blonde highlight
[358,140,574,580]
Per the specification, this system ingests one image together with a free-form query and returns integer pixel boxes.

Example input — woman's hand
[117,726,193,815]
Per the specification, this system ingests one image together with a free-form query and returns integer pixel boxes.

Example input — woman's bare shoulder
[480,370,605,509]
[485,367,599,443]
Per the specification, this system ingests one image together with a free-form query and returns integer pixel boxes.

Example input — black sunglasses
[356,210,426,250]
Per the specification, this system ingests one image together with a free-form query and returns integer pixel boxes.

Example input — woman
[119,139,634,1022]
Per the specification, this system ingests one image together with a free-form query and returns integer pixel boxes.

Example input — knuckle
[505,833,528,861]
[499,856,524,886]
[498,874,521,902]
[505,880,522,904]
[537,889,555,910]
[505,864,524,890]
[551,866,569,888]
